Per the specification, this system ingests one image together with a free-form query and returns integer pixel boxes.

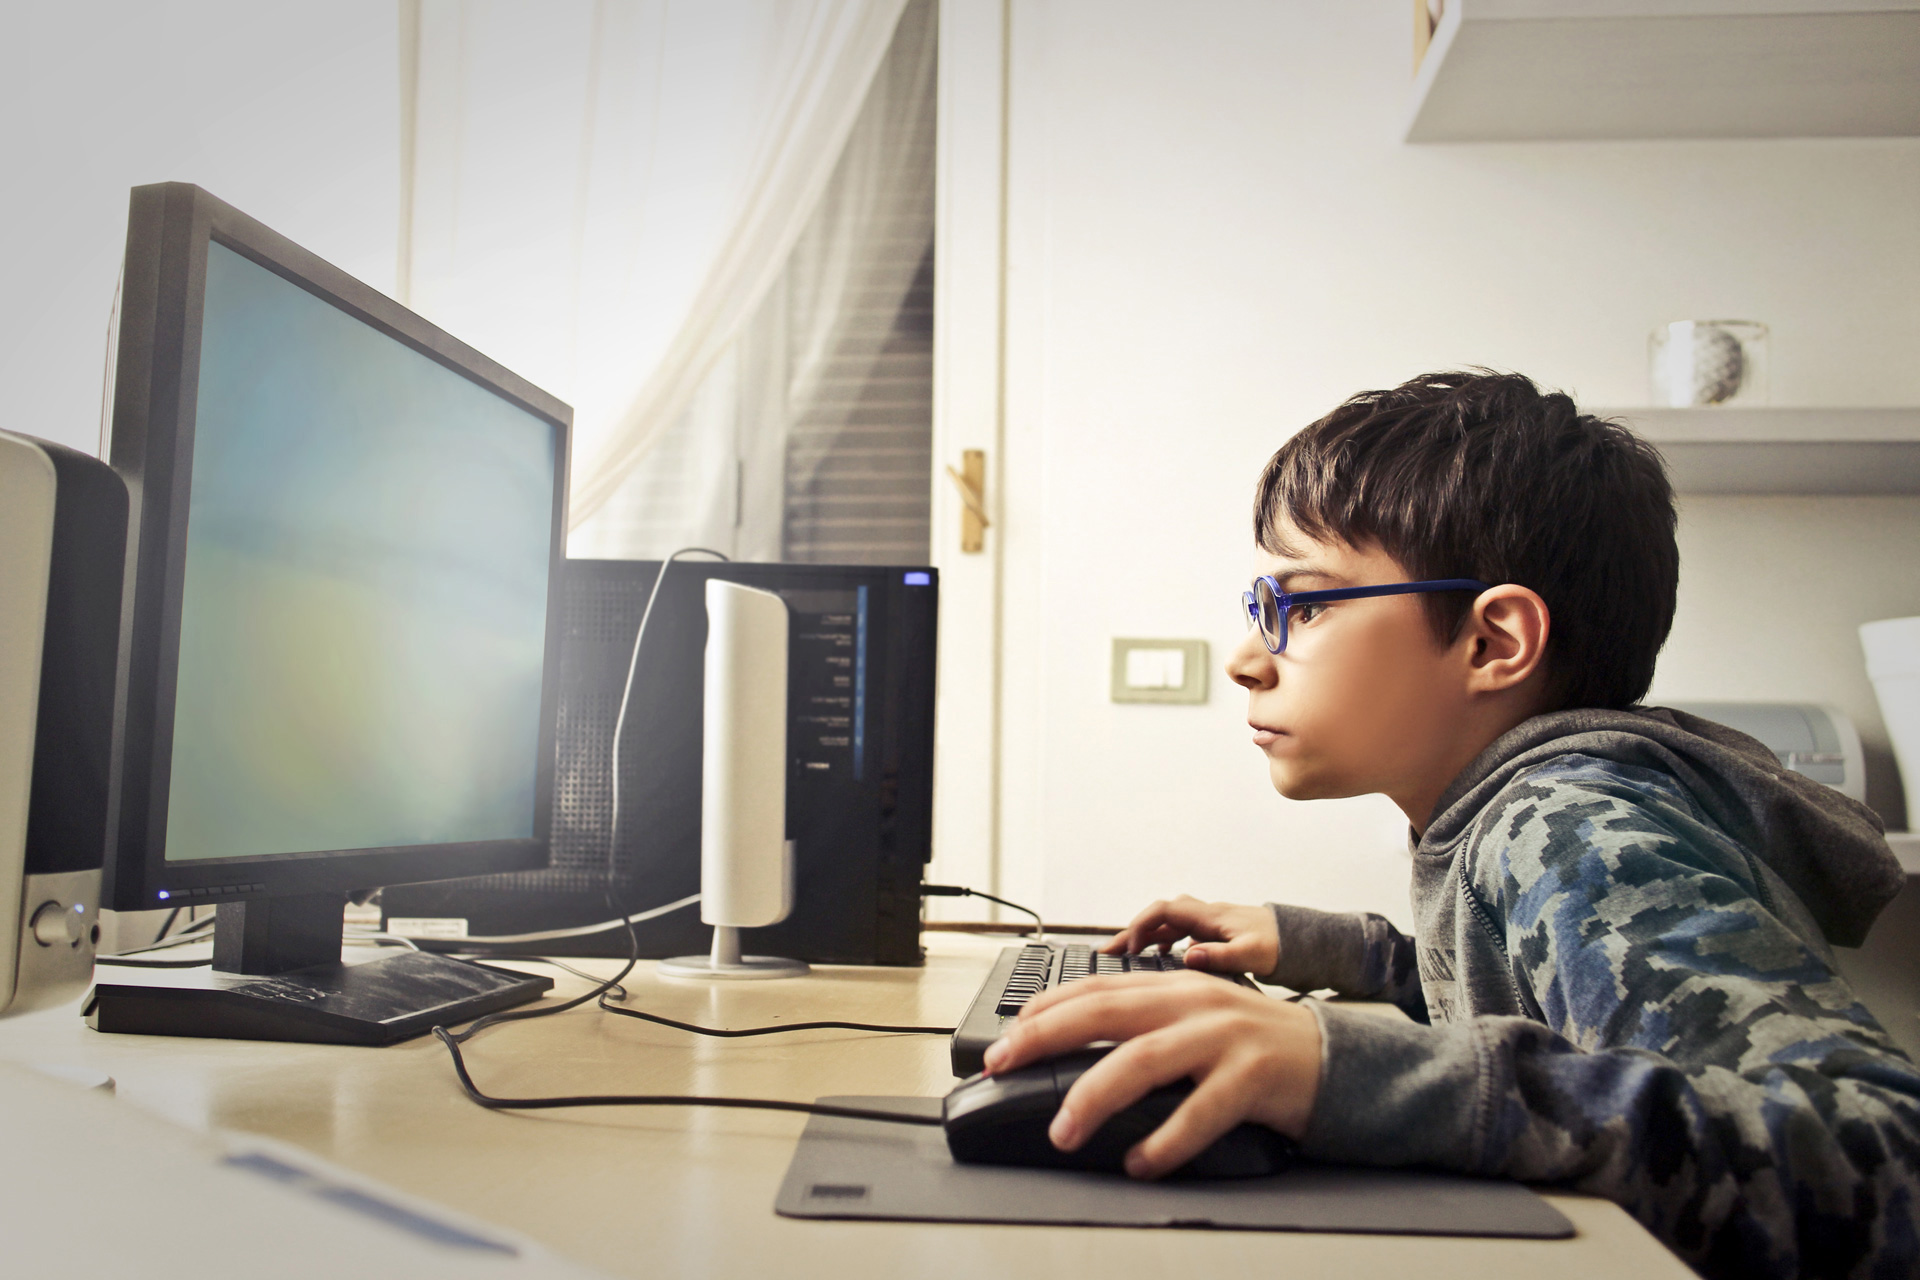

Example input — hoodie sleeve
[1297,760,1920,1280]
[1261,903,1426,1023]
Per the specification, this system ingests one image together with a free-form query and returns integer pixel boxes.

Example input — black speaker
[380,559,936,964]
[0,431,126,1015]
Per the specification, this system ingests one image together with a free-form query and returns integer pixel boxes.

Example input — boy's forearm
[1300,1003,1920,1278]
[1262,904,1424,1020]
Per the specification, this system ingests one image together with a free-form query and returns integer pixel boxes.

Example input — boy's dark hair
[1255,370,1678,711]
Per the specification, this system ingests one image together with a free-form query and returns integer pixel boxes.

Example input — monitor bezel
[102,182,570,910]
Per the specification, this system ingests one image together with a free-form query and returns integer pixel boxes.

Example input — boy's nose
[1227,626,1277,691]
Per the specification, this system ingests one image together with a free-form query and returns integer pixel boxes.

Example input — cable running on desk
[433,901,946,1121]
[596,995,951,1037]
[432,1027,941,1126]
[493,958,954,1036]
[430,547,948,1122]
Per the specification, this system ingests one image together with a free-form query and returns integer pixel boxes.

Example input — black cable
[437,550,724,1050]
[437,911,640,1048]
[432,1025,940,1125]
[99,916,217,960]
[433,905,947,1119]
[595,995,952,1037]
[94,956,213,969]
[428,546,950,1122]
[921,884,1045,939]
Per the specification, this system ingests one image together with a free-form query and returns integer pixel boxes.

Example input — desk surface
[0,932,1690,1279]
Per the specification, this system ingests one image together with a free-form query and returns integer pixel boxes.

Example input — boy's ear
[1459,585,1551,695]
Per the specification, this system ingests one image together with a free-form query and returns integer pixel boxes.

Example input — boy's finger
[986,976,1221,1073]
[1183,937,1261,973]
[1103,900,1182,953]
[1018,969,1213,1022]
[1120,1068,1260,1179]
[1047,1023,1215,1153]
[1101,922,1166,955]
[1104,895,1223,954]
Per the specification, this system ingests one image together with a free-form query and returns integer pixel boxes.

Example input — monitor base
[83,951,551,1046]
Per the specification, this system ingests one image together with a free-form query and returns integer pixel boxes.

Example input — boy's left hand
[980,972,1323,1179]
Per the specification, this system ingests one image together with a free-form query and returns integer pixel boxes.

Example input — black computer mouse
[942,1046,1294,1179]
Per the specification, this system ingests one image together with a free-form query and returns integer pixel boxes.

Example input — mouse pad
[775,1097,1573,1238]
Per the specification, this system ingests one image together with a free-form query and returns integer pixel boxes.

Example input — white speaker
[659,580,808,979]
[0,431,125,1016]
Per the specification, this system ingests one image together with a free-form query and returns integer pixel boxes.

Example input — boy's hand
[981,973,1322,1178]
[1103,895,1279,977]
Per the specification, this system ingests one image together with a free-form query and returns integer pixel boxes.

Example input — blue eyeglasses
[1242,576,1491,654]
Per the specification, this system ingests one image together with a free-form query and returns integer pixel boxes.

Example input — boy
[983,372,1920,1278]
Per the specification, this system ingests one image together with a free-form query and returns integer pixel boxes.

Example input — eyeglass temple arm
[1278,578,1490,605]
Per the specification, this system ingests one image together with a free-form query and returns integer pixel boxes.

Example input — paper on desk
[0,1061,610,1278]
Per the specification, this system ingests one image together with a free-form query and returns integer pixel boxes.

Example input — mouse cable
[435,897,645,1048]
[471,952,951,1036]
[431,1025,941,1126]
[431,546,948,1115]
[594,992,953,1037]
[921,884,1044,941]
[456,953,953,1037]
[432,900,944,1125]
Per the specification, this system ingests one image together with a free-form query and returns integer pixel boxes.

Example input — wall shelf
[1405,1,1920,143]
[1597,407,1920,494]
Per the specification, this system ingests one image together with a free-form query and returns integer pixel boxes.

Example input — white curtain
[403,0,908,538]
[569,0,935,563]
[780,0,936,541]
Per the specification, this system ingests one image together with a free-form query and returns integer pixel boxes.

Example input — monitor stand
[84,893,551,1045]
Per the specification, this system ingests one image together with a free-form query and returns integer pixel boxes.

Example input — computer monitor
[88,183,568,1043]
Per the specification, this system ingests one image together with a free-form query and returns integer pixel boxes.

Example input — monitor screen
[162,241,558,864]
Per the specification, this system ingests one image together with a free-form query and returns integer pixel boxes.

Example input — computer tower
[379,560,936,965]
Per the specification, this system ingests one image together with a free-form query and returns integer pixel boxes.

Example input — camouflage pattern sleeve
[1300,757,1920,1279]
[1263,902,1426,1022]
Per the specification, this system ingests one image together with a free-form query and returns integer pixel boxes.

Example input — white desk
[0,932,1689,1279]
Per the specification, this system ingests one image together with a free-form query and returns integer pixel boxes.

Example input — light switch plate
[1110,638,1208,704]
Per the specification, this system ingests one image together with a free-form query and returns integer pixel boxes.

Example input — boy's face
[1227,521,1481,818]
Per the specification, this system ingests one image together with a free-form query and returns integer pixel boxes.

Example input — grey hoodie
[1260,708,1918,1279]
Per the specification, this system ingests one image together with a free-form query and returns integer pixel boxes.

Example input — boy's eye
[1289,602,1328,626]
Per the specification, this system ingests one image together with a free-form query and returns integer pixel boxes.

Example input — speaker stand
[659,925,808,980]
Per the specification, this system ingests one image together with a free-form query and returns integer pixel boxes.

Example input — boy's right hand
[1102,895,1278,977]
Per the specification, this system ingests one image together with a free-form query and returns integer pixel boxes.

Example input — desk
[0,932,1689,1279]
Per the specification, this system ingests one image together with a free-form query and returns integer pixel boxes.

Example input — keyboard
[949,941,1253,1076]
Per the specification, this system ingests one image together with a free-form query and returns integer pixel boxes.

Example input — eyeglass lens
[1252,578,1285,652]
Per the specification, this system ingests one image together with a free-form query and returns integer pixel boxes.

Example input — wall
[0,2,401,458]
[993,0,1920,930]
